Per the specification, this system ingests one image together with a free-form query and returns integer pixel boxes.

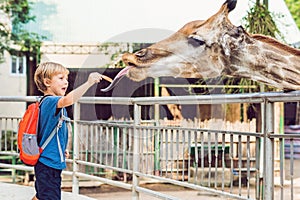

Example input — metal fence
[1,92,300,200]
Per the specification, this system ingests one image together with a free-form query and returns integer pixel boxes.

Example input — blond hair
[34,62,69,93]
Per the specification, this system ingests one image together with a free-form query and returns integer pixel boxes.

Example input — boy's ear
[43,78,51,87]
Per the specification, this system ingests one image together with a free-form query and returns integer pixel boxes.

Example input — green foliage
[0,0,44,62]
[4,0,34,26]
[243,1,283,39]
[284,0,300,30]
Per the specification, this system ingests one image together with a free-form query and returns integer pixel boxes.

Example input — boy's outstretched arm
[57,72,103,108]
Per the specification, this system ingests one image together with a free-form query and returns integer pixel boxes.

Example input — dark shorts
[34,161,62,200]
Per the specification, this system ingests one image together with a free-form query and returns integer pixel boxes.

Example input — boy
[32,62,103,200]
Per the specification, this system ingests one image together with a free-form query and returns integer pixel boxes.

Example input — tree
[243,0,281,38]
[0,0,44,96]
[284,0,300,30]
[0,0,44,62]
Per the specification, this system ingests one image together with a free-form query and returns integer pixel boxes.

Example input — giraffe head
[102,0,300,92]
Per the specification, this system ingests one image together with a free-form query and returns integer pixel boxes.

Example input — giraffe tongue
[101,66,133,92]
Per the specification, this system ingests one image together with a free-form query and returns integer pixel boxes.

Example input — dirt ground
[65,180,300,200]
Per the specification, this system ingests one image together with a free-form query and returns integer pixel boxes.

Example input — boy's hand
[65,149,70,159]
[87,72,103,85]
[58,72,104,108]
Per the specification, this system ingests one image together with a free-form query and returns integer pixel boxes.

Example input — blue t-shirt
[38,96,69,170]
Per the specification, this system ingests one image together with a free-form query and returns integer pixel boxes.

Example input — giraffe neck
[227,35,300,90]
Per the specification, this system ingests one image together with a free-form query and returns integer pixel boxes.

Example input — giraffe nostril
[128,62,136,67]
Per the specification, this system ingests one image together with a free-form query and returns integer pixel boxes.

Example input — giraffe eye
[188,34,205,46]
[135,49,147,57]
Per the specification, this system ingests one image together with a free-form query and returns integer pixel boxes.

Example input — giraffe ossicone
[102,0,300,92]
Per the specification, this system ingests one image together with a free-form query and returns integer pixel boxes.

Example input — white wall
[0,52,26,117]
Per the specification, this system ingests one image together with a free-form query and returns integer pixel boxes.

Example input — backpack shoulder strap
[40,123,59,150]
[40,108,70,150]
[60,108,71,123]
[39,95,51,106]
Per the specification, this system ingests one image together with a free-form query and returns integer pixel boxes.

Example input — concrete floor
[0,182,96,200]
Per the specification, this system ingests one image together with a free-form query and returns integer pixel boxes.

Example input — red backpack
[17,99,63,166]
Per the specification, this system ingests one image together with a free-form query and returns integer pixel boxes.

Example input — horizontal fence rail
[1,91,300,199]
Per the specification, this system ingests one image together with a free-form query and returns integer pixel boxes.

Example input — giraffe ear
[223,0,237,13]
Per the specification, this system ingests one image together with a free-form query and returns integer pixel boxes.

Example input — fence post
[154,78,160,176]
[264,100,274,200]
[72,102,80,194]
[132,102,141,200]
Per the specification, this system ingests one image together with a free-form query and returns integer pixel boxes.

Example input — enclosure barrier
[1,92,300,200]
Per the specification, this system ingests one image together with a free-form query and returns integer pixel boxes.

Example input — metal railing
[1,92,300,200]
